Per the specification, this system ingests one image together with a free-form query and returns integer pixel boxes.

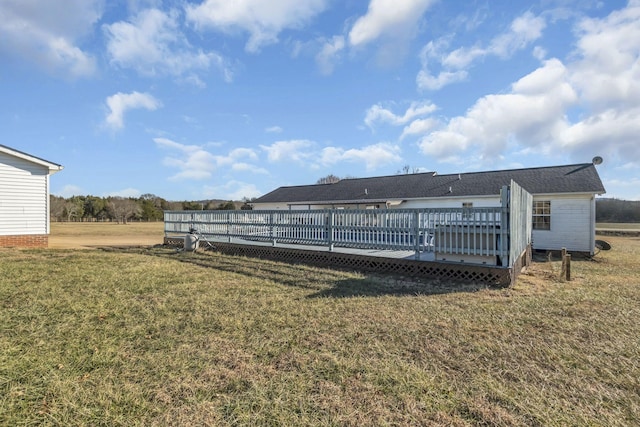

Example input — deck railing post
[413,210,420,260]
[328,211,334,251]
[269,212,276,246]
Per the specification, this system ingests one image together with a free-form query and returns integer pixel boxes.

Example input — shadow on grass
[306,277,487,298]
[107,246,488,298]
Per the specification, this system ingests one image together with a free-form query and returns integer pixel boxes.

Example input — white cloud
[315,35,345,75]
[104,8,232,82]
[488,11,546,58]
[416,40,470,90]
[532,46,547,61]
[417,128,470,163]
[105,92,162,130]
[260,139,315,163]
[416,0,640,169]
[0,0,100,77]
[559,2,640,163]
[155,137,217,180]
[400,117,439,140]
[603,176,640,200]
[416,69,468,91]
[558,108,640,159]
[229,147,258,161]
[214,147,260,168]
[418,58,577,161]
[569,2,640,111]
[260,138,402,172]
[320,142,401,170]
[155,138,263,181]
[365,100,437,128]
[265,125,283,133]
[417,11,546,91]
[348,0,435,47]
[185,0,328,52]
[231,163,269,174]
[440,45,486,70]
[203,181,263,200]
[57,184,85,198]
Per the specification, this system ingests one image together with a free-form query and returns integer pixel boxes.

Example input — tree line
[50,194,638,224]
[50,194,250,223]
[596,198,640,223]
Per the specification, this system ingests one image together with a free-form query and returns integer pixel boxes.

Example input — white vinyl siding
[531,196,594,253]
[0,152,49,236]
[399,197,501,209]
[254,197,501,211]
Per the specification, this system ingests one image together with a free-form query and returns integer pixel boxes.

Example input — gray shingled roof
[254,163,606,204]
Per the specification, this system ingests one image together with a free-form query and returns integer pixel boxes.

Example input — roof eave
[0,144,63,174]
[532,190,606,197]
[255,198,397,206]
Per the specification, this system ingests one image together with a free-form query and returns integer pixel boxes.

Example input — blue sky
[1,0,638,201]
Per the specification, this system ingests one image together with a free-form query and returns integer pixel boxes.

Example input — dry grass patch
[1,236,639,425]
[49,222,164,249]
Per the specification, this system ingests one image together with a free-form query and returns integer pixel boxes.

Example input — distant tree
[316,174,341,184]
[183,201,204,210]
[63,196,85,221]
[397,165,422,174]
[49,194,258,219]
[83,196,107,221]
[139,194,164,221]
[241,197,255,210]
[108,197,141,224]
[216,201,236,210]
[596,198,640,222]
[50,195,66,222]
[164,201,184,211]
[202,200,219,210]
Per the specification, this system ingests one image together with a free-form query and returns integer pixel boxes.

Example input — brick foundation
[0,234,49,248]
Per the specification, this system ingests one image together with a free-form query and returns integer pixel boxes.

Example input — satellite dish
[592,156,603,165]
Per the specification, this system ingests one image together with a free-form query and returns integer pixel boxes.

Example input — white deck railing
[164,207,510,263]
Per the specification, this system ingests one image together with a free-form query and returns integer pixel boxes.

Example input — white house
[0,144,63,248]
[252,162,606,255]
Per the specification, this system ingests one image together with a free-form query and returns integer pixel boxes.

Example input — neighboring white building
[252,162,606,254]
[0,145,63,248]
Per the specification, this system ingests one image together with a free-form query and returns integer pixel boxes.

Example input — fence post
[226,211,231,242]
[561,248,571,281]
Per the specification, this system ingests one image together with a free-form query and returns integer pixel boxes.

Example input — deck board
[192,235,437,261]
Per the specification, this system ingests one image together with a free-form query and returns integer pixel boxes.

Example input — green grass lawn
[1,237,639,426]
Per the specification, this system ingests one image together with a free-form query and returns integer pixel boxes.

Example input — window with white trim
[532,200,551,230]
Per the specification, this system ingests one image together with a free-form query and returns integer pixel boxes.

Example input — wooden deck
[198,235,437,261]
